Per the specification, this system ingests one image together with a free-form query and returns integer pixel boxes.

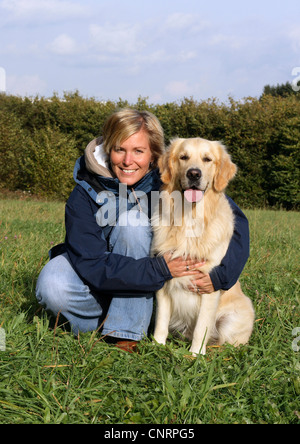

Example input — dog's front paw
[189,345,206,356]
[153,335,167,345]
[153,338,167,346]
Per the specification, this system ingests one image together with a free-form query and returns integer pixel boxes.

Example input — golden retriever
[151,138,255,355]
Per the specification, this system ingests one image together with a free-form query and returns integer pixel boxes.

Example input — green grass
[0,197,299,424]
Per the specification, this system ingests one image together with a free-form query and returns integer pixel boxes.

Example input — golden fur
[151,138,255,355]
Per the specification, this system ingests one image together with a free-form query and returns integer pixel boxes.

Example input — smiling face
[110,129,154,186]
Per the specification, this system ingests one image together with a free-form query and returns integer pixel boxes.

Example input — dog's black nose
[187,168,202,182]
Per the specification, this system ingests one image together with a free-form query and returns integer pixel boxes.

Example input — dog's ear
[213,142,237,192]
[159,138,184,185]
[158,149,172,184]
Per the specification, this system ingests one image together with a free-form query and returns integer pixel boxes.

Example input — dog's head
[159,138,237,200]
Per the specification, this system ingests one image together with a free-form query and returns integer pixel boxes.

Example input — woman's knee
[35,254,75,314]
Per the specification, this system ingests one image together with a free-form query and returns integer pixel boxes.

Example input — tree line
[0,88,299,209]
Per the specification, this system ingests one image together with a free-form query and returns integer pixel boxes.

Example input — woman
[36,109,249,350]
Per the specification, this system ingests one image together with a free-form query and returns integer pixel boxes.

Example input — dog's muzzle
[186,168,202,183]
[183,168,205,203]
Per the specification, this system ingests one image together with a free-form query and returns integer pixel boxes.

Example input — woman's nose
[123,153,133,166]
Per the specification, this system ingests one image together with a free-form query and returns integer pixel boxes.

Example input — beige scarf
[84,137,114,178]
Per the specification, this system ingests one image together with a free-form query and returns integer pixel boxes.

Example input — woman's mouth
[120,168,138,174]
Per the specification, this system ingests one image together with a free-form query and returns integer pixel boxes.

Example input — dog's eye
[203,157,212,163]
[180,155,189,161]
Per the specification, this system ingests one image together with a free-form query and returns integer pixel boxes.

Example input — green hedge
[0,92,299,209]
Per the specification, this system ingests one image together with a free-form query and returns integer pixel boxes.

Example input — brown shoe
[115,340,139,353]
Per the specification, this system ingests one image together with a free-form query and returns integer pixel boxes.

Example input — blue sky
[0,0,299,103]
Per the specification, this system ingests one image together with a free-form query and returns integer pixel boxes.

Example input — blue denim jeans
[35,211,154,340]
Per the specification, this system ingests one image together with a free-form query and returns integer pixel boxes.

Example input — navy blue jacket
[52,156,249,293]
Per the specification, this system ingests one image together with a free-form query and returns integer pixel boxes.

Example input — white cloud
[166,12,195,29]
[0,0,88,22]
[7,74,47,96]
[288,26,300,52]
[48,34,79,56]
[148,92,163,104]
[165,81,193,97]
[177,50,197,62]
[165,12,209,33]
[89,23,143,56]
[209,34,243,50]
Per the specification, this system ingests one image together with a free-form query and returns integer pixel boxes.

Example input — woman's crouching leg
[35,253,106,335]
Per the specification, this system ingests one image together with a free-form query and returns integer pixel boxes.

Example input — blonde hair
[102,108,164,169]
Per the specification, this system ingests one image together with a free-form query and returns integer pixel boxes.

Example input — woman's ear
[213,142,237,192]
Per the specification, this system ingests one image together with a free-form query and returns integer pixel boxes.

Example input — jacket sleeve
[64,186,172,294]
[209,197,250,291]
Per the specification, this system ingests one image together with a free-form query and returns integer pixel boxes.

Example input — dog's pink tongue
[184,189,204,203]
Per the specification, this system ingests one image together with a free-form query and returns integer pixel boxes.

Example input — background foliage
[0,89,299,208]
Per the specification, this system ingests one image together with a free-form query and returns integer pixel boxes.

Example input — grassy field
[0,196,299,424]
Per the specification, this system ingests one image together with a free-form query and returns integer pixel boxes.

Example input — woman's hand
[163,253,215,294]
[163,253,205,279]
[188,273,215,294]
